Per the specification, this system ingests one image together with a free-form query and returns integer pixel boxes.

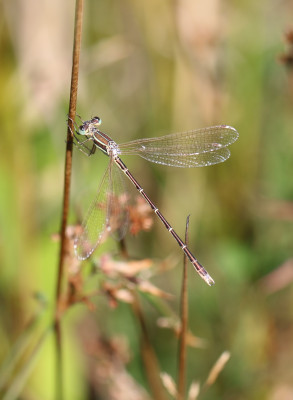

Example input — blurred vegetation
[1,0,293,399]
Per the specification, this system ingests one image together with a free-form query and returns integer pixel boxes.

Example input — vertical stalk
[54,0,84,398]
[132,296,168,400]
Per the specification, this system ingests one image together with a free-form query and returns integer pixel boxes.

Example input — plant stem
[177,215,190,400]
[55,0,84,398]
[132,295,168,400]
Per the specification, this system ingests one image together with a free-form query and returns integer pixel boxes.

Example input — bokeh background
[1,0,293,399]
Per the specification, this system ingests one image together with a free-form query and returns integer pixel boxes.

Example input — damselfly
[72,116,239,286]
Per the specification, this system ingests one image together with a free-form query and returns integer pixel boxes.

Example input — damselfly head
[78,122,90,136]
[91,116,102,127]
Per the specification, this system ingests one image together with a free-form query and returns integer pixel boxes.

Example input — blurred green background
[1,0,293,399]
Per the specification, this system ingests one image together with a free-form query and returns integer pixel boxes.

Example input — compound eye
[78,122,88,135]
[92,116,101,126]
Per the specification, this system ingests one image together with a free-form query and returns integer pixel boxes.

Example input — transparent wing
[107,160,129,242]
[74,160,129,260]
[118,125,238,167]
[136,147,231,167]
